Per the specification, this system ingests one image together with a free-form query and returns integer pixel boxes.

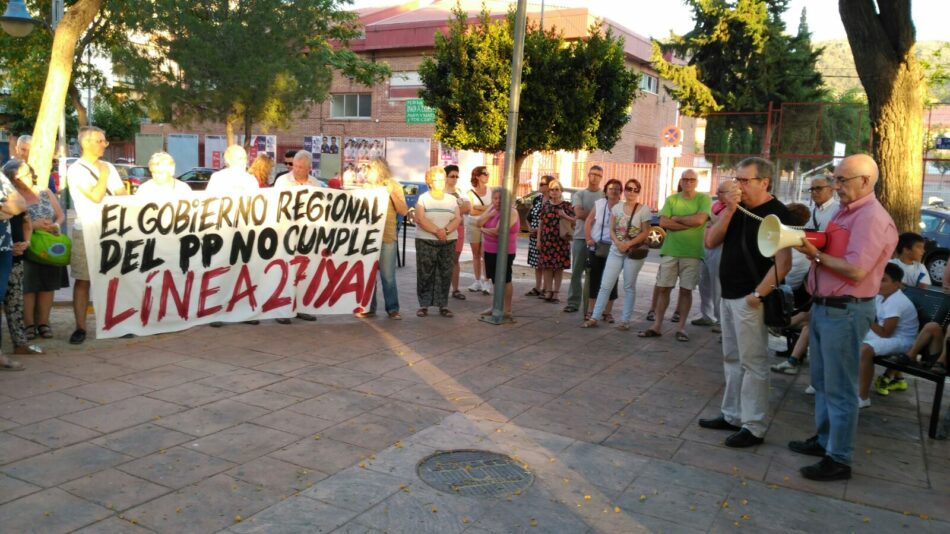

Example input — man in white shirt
[806,176,839,231]
[66,126,128,344]
[273,150,321,189]
[205,145,259,194]
[270,150,319,324]
[135,152,191,198]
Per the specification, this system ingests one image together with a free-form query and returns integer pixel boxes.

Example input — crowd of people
[2,127,941,484]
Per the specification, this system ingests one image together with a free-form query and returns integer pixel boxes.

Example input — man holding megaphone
[786,154,897,482]
[700,157,792,449]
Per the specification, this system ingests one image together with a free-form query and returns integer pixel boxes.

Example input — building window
[634,145,658,163]
[389,71,424,100]
[330,94,372,118]
[639,73,658,94]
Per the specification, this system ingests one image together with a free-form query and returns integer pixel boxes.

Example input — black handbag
[739,212,794,328]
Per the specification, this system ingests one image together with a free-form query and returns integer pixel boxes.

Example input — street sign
[660,145,683,158]
[937,137,950,150]
[406,99,435,124]
[661,125,682,146]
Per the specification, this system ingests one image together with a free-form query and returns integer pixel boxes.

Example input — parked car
[920,207,950,285]
[177,167,217,191]
[401,181,429,226]
[114,164,151,194]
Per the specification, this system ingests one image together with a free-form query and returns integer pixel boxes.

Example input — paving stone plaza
[0,258,947,533]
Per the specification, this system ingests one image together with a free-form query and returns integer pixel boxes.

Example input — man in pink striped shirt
[788,154,898,481]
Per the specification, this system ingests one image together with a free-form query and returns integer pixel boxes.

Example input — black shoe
[788,435,826,457]
[800,456,851,481]
[275,318,292,325]
[724,428,764,448]
[698,415,741,431]
[296,313,317,321]
[69,328,86,345]
[209,322,223,328]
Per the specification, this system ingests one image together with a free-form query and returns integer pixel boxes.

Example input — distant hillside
[815,39,948,102]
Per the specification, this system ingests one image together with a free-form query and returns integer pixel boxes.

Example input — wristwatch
[751,291,764,301]
[813,252,822,264]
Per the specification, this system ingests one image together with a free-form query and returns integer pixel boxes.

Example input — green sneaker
[886,378,908,392]
[873,375,891,396]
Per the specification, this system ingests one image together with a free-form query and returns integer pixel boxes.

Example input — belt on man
[813,296,874,309]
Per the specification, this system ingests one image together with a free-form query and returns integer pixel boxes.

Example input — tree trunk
[68,82,89,127]
[243,114,253,150]
[26,0,103,185]
[225,120,235,147]
[870,58,926,232]
[839,0,927,232]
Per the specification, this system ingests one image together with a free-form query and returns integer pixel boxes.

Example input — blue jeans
[809,300,875,464]
[368,241,399,314]
[591,247,644,323]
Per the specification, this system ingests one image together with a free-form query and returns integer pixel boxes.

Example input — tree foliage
[91,92,141,141]
[651,0,825,162]
[114,0,389,145]
[418,5,640,169]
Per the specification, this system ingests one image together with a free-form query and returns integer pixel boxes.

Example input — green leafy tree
[115,0,389,145]
[839,0,927,232]
[91,93,141,142]
[418,5,640,175]
[651,0,825,167]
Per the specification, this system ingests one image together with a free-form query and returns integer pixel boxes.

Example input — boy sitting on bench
[858,263,919,408]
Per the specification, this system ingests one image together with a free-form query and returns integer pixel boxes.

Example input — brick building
[138,0,696,205]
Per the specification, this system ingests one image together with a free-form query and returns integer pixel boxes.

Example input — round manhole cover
[417,449,534,498]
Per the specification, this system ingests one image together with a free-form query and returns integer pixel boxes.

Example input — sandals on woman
[525,288,542,297]
[544,291,559,303]
[37,325,53,339]
[452,289,467,300]
[25,325,36,341]
[581,319,598,328]
[416,308,428,317]
[603,313,615,324]
[439,308,454,318]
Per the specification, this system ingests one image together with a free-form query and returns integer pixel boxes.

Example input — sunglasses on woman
[625,187,640,193]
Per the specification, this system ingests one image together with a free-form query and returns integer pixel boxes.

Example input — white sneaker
[804,385,816,395]
[481,279,492,295]
[468,280,482,292]
[858,396,871,409]
[771,360,800,375]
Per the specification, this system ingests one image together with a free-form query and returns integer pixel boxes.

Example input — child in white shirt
[888,232,930,288]
[858,263,919,408]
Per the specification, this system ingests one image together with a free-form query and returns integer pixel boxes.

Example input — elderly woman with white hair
[136,152,191,197]
[413,166,461,317]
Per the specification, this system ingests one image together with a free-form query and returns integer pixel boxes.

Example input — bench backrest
[901,286,950,328]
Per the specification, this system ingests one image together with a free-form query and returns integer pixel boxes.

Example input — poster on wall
[302,136,324,172]
[305,135,342,180]
[204,135,227,168]
[342,137,385,187]
[236,135,278,162]
[167,134,199,172]
[82,187,388,338]
[385,137,432,184]
[439,143,459,166]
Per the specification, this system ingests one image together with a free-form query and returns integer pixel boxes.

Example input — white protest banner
[83,187,387,339]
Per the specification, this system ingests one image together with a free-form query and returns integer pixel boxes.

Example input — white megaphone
[757,214,827,258]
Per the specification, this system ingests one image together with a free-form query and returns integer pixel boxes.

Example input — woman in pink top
[476,188,520,320]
